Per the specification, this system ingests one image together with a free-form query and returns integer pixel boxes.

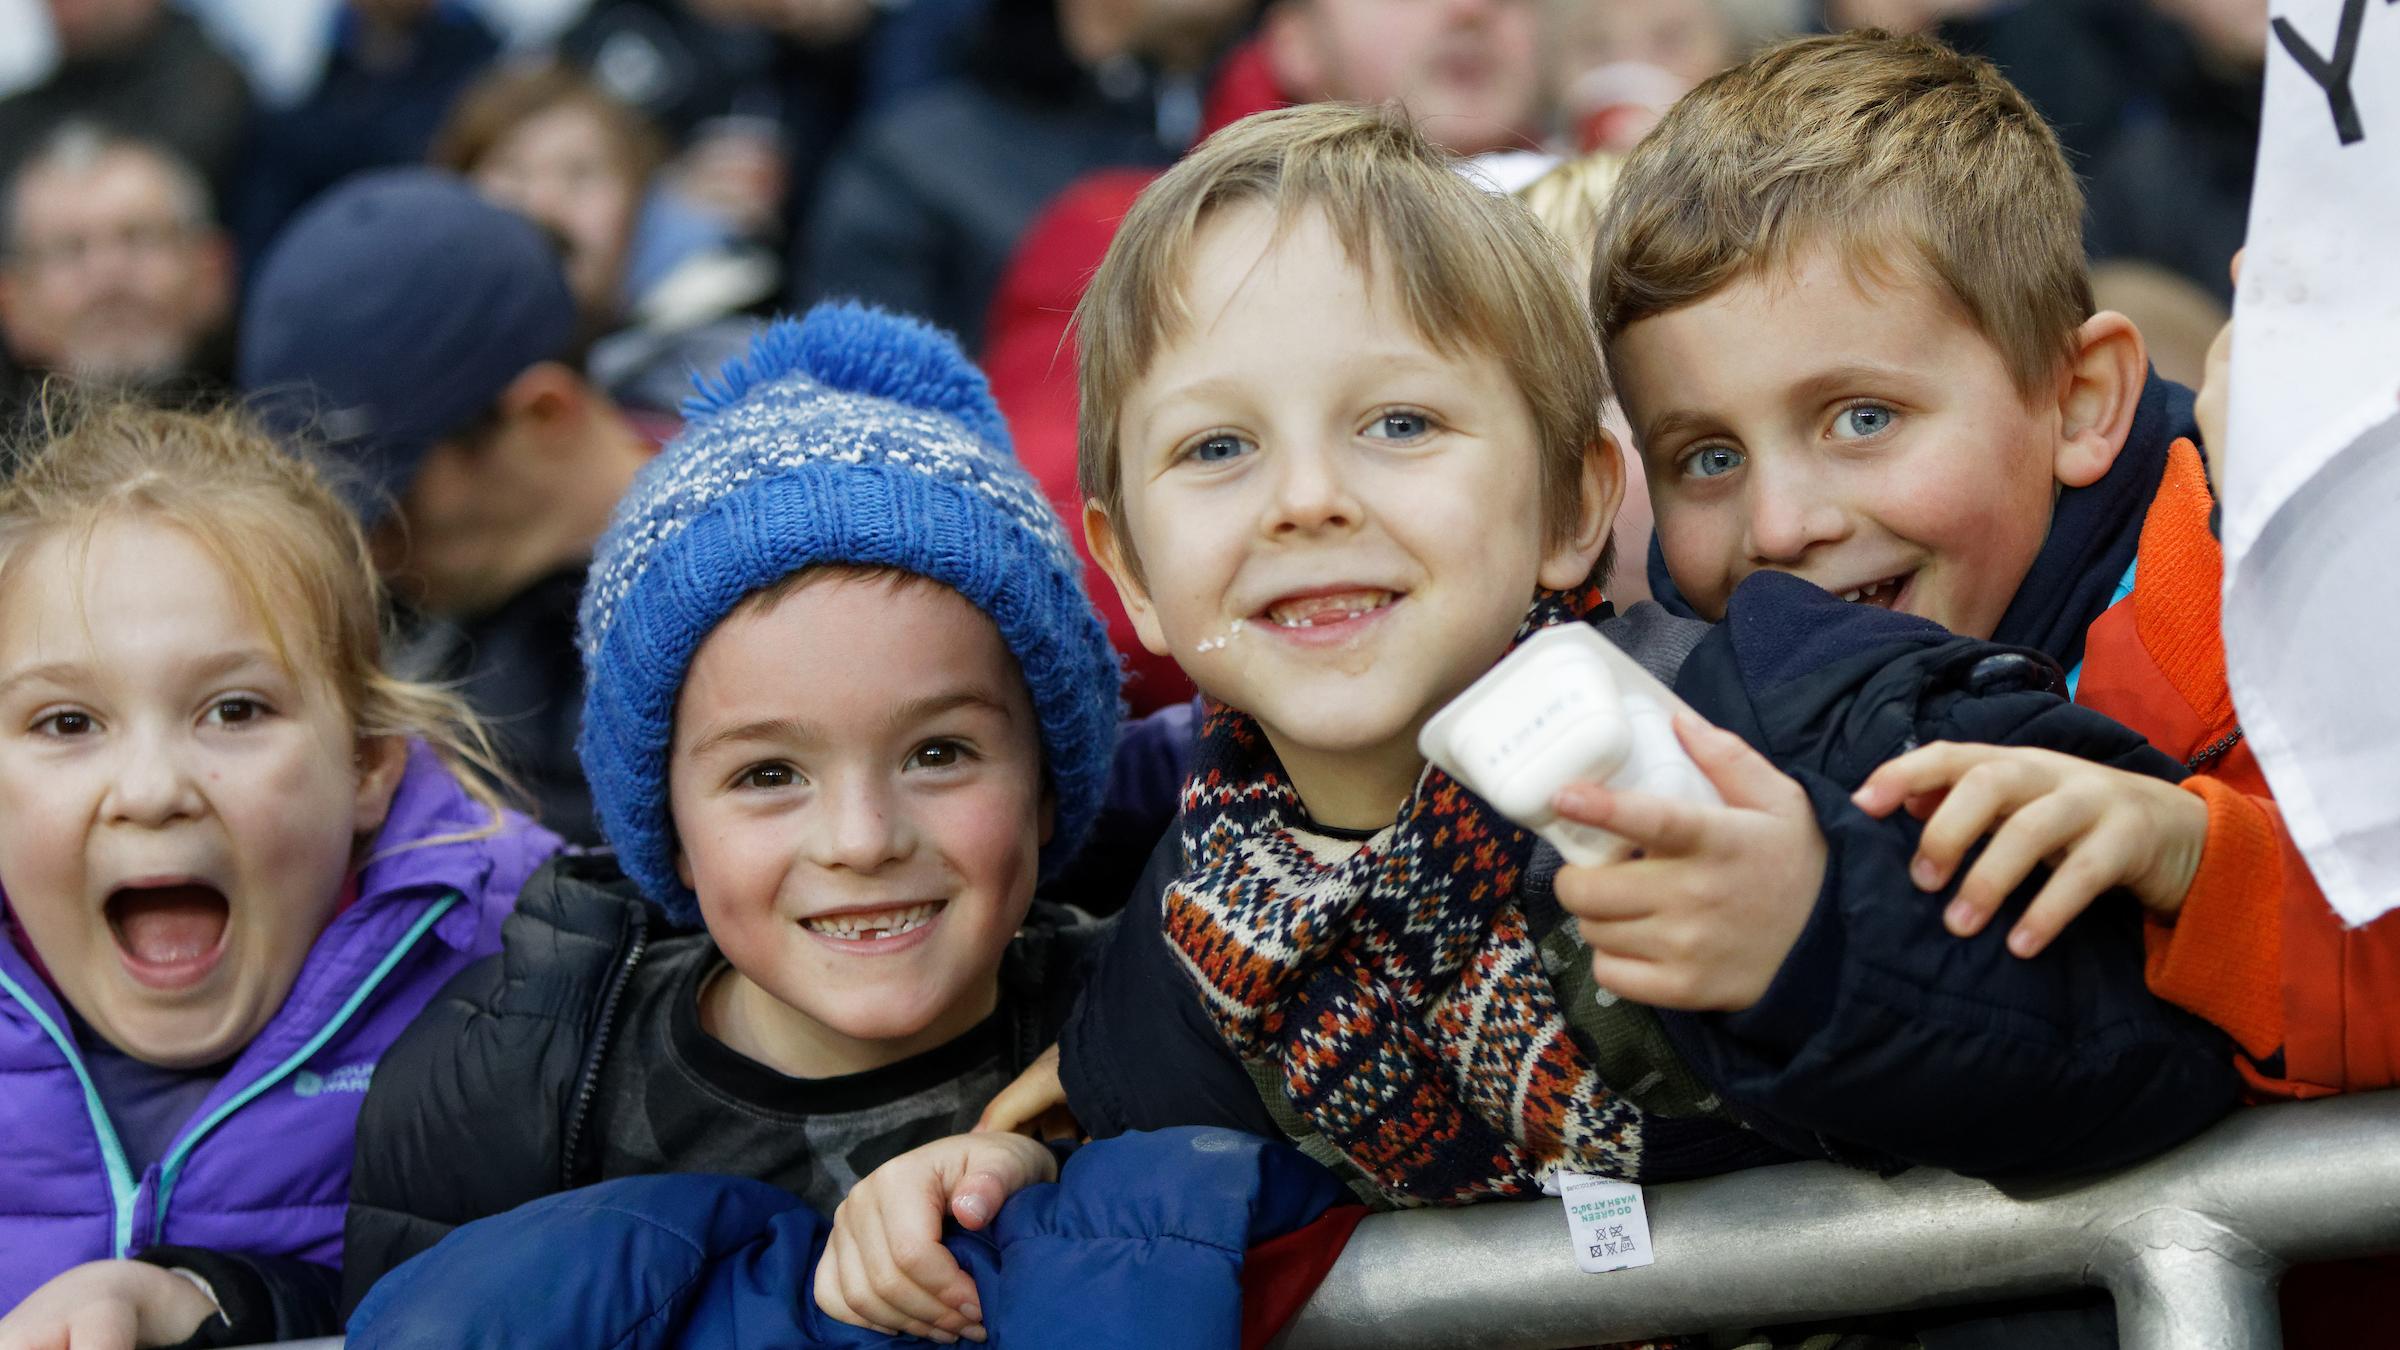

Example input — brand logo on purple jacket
[293,1062,375,1098]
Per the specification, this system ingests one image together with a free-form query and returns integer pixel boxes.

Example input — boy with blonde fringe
[814,100,2236,1347]
[1588,30,2373,1103]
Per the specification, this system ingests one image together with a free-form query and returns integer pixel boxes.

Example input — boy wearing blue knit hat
[337,303,1122,1317]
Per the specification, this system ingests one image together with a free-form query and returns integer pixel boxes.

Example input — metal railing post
[1276,1093,2400,1349]
[2097,1211,2283,1350]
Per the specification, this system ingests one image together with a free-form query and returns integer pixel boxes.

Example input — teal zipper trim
[0,963,139,1257]
[149,892,460,1244]
[2065,556,2141,699]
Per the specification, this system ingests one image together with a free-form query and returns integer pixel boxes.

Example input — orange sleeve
[2143,777,2285,1062]
[2148,775,2400,1099]
[2091,438,2400,1096]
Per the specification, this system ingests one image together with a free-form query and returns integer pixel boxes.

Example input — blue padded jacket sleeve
[983,1129,1349,1348]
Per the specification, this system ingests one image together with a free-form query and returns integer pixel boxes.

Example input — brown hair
[0,395,516,849]
[1075,102,1612,581]
[430,62,666,188]
[1591,30,2091,401]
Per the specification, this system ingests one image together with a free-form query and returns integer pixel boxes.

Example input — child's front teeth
[806,902,939,940]
[1266,590,1392,628]
[1842,578,1899,604]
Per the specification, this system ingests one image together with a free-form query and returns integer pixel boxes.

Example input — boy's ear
[495,361,589,448]
[351,735,409,840]
[1084,500,1173,658]
[1535,432,1627,591]
[675,846,693,891]
[2051,311,2147,490]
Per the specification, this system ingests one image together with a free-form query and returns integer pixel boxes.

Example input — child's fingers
[1567,875,1686,968]
[944,1133,1056,1223]
[1852,742,1986,818]
[820,1223,963,1344]
[2005,821,2140,959]
[1672,712,1806,816]
[973,1045,1065,1134]
[1944,793,2089,938]
[1553,782,1711,857]
[950,1169,1013,1231]
[850,1229,972,1343]
[1585,946,1714,1011]
[814,1230,873,1329]
[1909,757,2049,889]
[828,1191,975,1340]
[1552,855,1664,924]
[870,1200,981,1328]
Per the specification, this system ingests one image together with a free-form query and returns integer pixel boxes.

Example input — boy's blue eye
[1364,410,1433,442]
[1683,446,1744,479]
[1186,433,1249,464]
[1833,405,1895,439]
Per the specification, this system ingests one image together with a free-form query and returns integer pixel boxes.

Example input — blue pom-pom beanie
[577,304,1122,924]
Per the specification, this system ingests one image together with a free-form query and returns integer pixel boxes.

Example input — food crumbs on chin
[1194,617,1246,654]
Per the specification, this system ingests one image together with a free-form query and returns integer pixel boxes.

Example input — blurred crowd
[0,0,2270,836]
[0,0,2265,404]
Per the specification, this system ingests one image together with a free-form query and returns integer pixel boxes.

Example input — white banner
[2222,0,2400,925]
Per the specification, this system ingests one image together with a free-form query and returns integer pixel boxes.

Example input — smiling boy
[338,304,1121,1313]
[1061,106,1791,1210]
[1094,205,1600,829]
[1592,30,2349,1097]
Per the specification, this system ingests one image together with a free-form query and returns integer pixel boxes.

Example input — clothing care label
[2223,0,2400,926]
[1552,1170,1656,1274]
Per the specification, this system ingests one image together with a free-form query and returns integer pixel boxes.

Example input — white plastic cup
[1421,627,1637,865]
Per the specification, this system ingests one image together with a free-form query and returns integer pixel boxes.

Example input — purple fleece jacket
[0,745,560,1309]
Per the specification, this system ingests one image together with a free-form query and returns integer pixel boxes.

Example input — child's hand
[1851,743,2208,958]
[1550,712,1828,1012]
[973,1043,1079,1139]
[814,1131,1058,1344]
[0,1259,219,1350]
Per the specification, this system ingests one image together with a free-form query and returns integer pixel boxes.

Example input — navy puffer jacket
[1660,571,2242,1178]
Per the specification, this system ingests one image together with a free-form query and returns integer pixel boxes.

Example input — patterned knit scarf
[1162,585,1647,1207]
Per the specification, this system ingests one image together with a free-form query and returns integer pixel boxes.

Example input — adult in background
[798,0,1255,353]
[0,0,250,192]
[2084,0,2266,308]
[559,0,988,254]
[0,123,234,426]
[430,63,772,436]
[230,0,501,268]
[241,169,652,844]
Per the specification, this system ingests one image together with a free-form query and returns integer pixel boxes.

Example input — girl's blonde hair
[0,395,517,850]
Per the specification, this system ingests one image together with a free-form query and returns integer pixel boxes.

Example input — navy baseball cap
[238,168,579,524]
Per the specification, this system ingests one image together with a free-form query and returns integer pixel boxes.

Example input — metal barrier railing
[271,1093,2400,1349]
[1275,1092,2400,1350]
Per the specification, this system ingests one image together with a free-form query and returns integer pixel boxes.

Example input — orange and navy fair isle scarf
[1161,584,1648,1208]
